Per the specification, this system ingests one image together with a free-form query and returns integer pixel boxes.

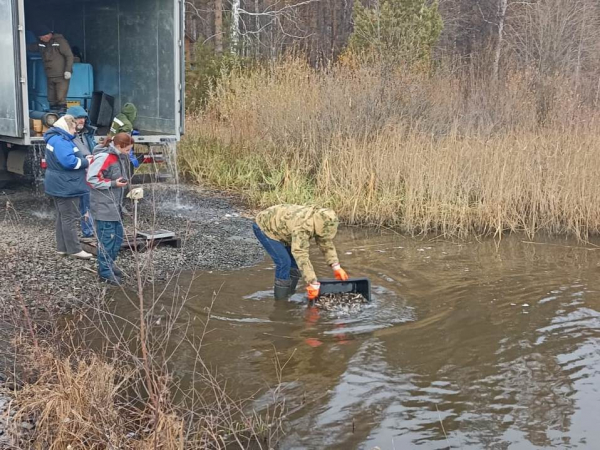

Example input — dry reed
[179,59,600,239]
[10,344,183,450]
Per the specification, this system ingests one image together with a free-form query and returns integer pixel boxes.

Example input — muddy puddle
[109,229,600,449]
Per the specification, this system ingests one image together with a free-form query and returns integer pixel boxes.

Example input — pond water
[112,229,600,449]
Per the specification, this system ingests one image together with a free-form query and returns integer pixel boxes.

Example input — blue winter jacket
[43,127,90,198]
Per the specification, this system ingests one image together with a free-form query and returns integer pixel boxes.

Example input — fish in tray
[314,292,369,314]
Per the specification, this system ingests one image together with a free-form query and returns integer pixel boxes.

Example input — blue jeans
[253,222,298,280]
[96,220,123,279]
[80,192,94,237]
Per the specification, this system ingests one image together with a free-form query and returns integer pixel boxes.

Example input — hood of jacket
[121,103,137,123]
[53,116,72,133]
[313,208,339,240]
[66,106,96,135]
[43,126,74,143]
[92,143,121,156]
[66,106,88,120]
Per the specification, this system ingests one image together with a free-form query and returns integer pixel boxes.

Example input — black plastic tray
[317,277,371,302]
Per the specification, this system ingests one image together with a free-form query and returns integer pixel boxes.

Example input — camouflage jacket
[256,204,340,283]
[109,103,137,136]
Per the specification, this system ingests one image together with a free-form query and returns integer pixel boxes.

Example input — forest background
[181,0,600,239]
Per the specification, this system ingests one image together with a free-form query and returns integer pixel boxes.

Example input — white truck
[0,0,185,187]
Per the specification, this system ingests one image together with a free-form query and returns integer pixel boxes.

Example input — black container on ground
[317,277,371,302]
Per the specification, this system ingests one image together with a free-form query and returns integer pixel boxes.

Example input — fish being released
[314,292,369,314]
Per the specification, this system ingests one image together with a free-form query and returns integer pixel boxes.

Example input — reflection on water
[112,230,600,449]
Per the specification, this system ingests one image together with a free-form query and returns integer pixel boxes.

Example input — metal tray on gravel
[317,277,371,302]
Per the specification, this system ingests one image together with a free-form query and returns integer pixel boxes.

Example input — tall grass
[179,59,600,238]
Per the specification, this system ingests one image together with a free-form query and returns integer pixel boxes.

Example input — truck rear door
[177,0,185,136]
[0,0,28,143]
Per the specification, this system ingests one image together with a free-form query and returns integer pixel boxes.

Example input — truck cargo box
[0,0,185,145]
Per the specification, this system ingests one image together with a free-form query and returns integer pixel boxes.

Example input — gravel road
[0,183,264,314]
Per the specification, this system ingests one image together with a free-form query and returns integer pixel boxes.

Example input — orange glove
[307,281,321,301]
[332,263,349,281]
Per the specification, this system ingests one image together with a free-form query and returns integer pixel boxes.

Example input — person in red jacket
[86,133,133,285]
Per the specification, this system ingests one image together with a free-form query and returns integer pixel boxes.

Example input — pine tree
[349,0,443,65]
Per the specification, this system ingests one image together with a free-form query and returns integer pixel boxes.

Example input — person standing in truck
[67,106,97,238]
[30,25,74,112]
[253,204,349,300]
[44,115,93,260]
[86,133,133,285]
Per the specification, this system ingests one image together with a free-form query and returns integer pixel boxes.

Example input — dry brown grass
[179,59,600,239]
[9,344,184,450]
[4,291,284,449]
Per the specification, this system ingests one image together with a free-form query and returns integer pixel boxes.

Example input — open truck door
[0,0,29,144]
[178,0,185,136]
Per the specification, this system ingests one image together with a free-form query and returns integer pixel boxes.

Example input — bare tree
[492,0,508,79]
[231,0,241,52]
[230,0,323,60]
[215,0,224,54]
[507,0,600,77]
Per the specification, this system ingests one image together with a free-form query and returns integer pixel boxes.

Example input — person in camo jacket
[108,102,140,184]
[253,204,349,300]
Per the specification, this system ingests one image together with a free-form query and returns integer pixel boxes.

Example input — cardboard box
[31,119,43,133]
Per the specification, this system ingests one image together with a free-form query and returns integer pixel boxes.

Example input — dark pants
[53,196,82,254]
[96,220,123,280]
[252,223,298,280]
[47,76,70,109]
[80,192,94,237]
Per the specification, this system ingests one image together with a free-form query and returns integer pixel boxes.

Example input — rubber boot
[112,264,123,277]
[274,278,292,300]
[289,268,301,295]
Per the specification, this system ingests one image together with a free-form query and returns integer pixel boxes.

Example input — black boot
[99,275,121,286]
[289,268,301,295]
[112,264,123,277]
[274,278,292,300]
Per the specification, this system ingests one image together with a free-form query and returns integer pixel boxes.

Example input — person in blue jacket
[66,105,97,238]
[44,114,93,259]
